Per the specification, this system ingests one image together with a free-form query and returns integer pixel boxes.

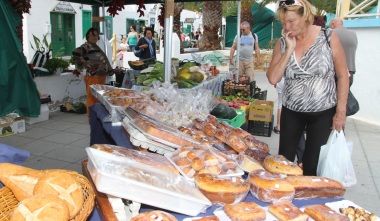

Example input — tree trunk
[241,0,253,25]
[198,1,222,51]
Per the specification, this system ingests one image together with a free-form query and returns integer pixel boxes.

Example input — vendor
[72,27,113,113]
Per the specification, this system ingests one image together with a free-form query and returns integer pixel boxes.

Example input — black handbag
[346,90,359,116]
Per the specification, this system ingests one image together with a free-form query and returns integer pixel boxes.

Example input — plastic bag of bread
[131,210,177,221]
[249,169,295,203]
[91,144,178,175]
[263,155,303,176]
[166,146,242,179]
[304,204,349,221]
[268,200,309,221]
[224,202,266,221]
[194,174,249,204]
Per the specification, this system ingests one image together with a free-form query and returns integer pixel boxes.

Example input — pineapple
[198,1,222,51]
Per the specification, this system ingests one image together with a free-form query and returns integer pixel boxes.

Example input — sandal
[273,126,280,134]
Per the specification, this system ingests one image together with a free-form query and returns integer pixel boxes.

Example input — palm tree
[241,0,254,24]
[198,1,222,51]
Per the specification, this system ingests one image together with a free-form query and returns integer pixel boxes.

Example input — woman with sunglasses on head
[72,27,113,114]
[266,0,349,175]
[127,25,139,52]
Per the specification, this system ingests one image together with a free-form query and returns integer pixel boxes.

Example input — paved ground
[1,72,379,214]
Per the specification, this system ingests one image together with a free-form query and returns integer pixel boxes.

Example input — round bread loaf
[10,195,69,221]
[195,174,249,204]
[224,202,266,221]
[249,169,295,203]
[131,210,177,221]
[33,171,84,219]
[263,155,303,176]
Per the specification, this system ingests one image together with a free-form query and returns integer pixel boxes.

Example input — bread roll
[304,205,349,221]
[285,176,346,199]
[192,216,219,221]
[263,155,303,176]
[238,154,264,173]
[224,202,266,221]
[268,200,309,221]
[0,163,43,201]
[10,195,69,221]
[249,169,295,203]
[33,171,84,219]
[195,174,249,204]
[131,210,177,221]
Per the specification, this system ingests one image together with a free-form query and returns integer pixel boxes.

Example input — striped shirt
[281,28,337,112]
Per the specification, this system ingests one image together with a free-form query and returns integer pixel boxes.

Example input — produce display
[176,64,206,89]
[218,95,254,109]
[136,62,164,86]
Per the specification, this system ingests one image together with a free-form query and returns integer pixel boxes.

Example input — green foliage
[30,34,51,52]
[309,0,337,14]
[184,2,203,12]
[43,58,69,74]
[223,1,238,17]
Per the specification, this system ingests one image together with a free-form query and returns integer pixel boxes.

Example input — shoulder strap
[322,28,330,48]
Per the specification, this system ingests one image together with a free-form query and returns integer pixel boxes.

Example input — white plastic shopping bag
[317,130,357,187]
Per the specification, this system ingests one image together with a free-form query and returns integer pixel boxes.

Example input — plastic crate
[247,115,274,137]
[218,109,246,128]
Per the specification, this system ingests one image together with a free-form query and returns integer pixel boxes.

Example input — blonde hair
[277,0,315,25]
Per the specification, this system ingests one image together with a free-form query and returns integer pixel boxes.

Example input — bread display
[10,194,70,221]
[0,163,43,201]
[243,147,270,163]
[285,176,346,199]
[194,174,249,204]
[103,88,139,97]
[268,200,309,221]
[107,97,134,106]
[263,155,303,176]
[168,146,241,178]
[224,202,266,221]
[33,171,84,219]
[305,205,349,221]
[339,206,377,221]
[92,144,178,174]
[249,169,295,203]
[131,210,177,221]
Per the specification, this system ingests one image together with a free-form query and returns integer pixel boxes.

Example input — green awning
[0,0,40,117]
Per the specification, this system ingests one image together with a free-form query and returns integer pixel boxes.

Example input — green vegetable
[210,104,237,119]
[182,62,197,69]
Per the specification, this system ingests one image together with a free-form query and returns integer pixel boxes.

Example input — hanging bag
[346,90,360,116]
[317,130,357,187]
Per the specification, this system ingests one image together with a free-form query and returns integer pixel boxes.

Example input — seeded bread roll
[224,202,266,221]
[195,174,249,204]
[10,195,70,221]
[0,163,43,201]
[304,205,349,221]
[268,201,309,221]
[249,169,295,203]
[33,171,84,219]
[285,176,346,199]
[263,155,303,176]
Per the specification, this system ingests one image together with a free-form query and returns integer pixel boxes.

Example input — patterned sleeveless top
[281,28,337,112]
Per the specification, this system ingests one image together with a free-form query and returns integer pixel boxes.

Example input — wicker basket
[0,170,95,221]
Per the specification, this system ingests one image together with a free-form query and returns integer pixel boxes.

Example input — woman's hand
[283,32,296,54]
[332,111,346,131]
[140,44,148,49]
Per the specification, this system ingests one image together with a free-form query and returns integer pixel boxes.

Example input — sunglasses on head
[279,0,303,7]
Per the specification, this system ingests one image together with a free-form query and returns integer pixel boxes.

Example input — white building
[22,0,157,62]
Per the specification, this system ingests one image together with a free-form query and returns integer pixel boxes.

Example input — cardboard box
[248,100,274,122]
[0,113,26,137]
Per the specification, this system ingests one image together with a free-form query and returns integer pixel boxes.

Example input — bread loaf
[268,200,309,221]
[195,174,249,204]
[10,195,70,221]
[285,176,346,199]
[263,155,303,176]
[249,169,295,203]
[33,171,84,219]
[0,163,43,201]
[224,202,266,221]
[304,205,349,221]
[192,216,219,221]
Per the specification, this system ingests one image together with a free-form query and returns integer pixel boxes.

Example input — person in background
[229,21,261,81]
[330,18,358,87]
[116,35,128,67]
[72,27,113,113]
[127,25,139,52]
[136,27,156,60]
[266,0,349,175]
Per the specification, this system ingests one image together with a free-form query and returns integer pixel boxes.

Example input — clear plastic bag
[317,130,357,187]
